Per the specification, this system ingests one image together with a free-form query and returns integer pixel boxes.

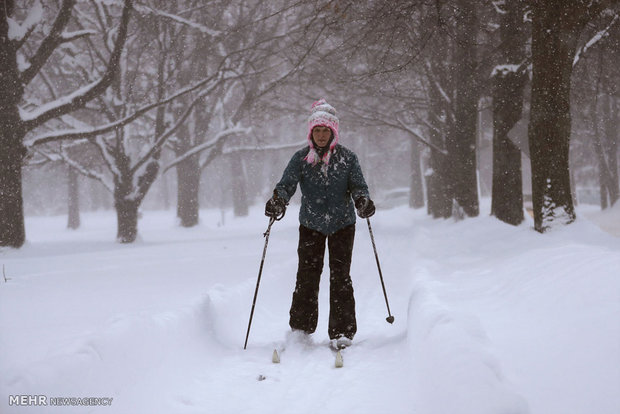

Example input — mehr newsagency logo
[9,395,113,407]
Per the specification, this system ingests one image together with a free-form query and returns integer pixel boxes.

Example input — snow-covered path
[1,204,618,414]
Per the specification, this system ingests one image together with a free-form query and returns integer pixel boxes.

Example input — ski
[334,350,343,368]
[269,344,346,367]
[256,347,282,381]
[329,340,349,368]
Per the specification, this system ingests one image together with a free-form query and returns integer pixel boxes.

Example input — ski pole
[366,217,395,324]
[244,216,276,350]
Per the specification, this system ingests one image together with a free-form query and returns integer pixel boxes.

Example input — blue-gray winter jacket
[275,144,370,235]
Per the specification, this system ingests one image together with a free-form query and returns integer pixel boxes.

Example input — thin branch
[61,145,114,192]
[573,13,619,67]
[346,104,447,155]
[33,146,115,192]
[20,0,76,85]
[26,70,224,147]
[134,3,221,37]
[21,0,134,132]
[60,29,97,42]
[394,116,447,155]
[13,25,37,51]
[162,125,251,174]
[130,75,225,175]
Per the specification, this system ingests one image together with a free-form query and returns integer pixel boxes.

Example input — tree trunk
[602,94,619,207]
[449,0,479,217]
[491,0,527,225]
[67,166,81,229]
[160,168,171,211]
[115,195,139,243]
[592,99,611,209]
[528,1,586,232]
[113,156,160,243]
[0,125,26,247]
[426,106,451,218]
[409,140,425,209]
[425,54,452,218]
[176,154,201,227]
[0,2,26,247]
[426,150,451,218]
[113,151,140,243]
[231,152,249,217]
[114,161,137,243]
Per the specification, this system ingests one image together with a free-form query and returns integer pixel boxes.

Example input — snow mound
[2,295,218,412]
[407,271,529,414]
[1,206,618,414]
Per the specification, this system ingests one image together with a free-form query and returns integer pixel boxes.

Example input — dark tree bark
[424,35,452,219]
[113,152,136,243]
[448,0,479,217]
[599,94,619,207]
[0,0,26,247]
[491,0,527,225]
[172,89,213,228]
[176,153,201,227]
[67,167,80,229]
[113,149,159,243]
[606,97,619,206]
[231,152,249,217]
[409,140,425,209]
[426,152,451,218]
[426,95,452,218]
[115,195,140,244]
[528,0,600,232]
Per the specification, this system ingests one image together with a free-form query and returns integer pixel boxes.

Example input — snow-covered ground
[1,201,618,414]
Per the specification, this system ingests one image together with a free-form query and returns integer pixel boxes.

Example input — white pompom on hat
[304,99,339,166]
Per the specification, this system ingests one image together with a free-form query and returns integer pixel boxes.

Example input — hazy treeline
[1,0,618,246]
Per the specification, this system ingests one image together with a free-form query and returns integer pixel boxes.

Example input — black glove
[355,197,375,219]
[265,192,286,219]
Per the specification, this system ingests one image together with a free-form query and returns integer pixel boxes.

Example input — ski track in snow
[0,204,618,414]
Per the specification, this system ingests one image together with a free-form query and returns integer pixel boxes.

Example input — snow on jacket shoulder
[275,144,370,235]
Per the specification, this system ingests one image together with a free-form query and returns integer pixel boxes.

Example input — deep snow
[0,201,618,414]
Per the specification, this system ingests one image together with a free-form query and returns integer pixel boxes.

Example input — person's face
[312,126,332,148]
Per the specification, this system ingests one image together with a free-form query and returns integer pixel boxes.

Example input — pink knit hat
[304,99,339,165]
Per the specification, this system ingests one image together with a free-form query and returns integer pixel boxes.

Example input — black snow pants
[289,224,357,340]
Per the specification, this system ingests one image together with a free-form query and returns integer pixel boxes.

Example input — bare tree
[163,0,343,223]
[528,0,612,232]
[588,16,620,208]
[491,0,528,225]
[27,23,228,242]
[448,0,480,217]
[0,0,132,247]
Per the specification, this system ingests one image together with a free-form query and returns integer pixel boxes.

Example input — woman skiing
[265,99,375,349]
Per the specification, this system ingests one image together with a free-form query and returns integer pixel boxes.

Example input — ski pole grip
[272,190,286,221]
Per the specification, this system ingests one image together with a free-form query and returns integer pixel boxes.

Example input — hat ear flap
[305,99,339,165]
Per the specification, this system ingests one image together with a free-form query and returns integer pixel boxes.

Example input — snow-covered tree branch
[573,13,619,66]
[26,70,226,147]
[20,0,133,131]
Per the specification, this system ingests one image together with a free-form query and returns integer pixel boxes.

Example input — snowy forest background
[1,0,619,246]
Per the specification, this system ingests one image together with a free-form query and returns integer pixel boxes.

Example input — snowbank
[0,204,618,414]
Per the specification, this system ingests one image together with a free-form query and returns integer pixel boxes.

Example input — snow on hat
[304,99,339,166]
